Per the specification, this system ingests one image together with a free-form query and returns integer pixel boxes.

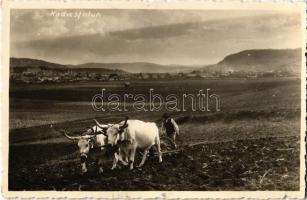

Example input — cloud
[38,17,69,37]
[98,13,301,41]
[10,10,302,65]
[110,22,198,40]
[11,10,70,41]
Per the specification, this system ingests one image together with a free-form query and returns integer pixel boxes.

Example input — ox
[63,123,127,174]
[96,118,162,170]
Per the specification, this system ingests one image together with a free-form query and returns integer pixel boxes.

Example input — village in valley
[10,48,300,84]
[10,64,297,84]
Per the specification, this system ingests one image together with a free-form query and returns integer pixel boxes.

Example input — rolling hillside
[10,57,66,69]
[74,62,195,73]
[10,58,128,74]
[10,58,194,73]
[204,49,301,73]
[11,48,302,74]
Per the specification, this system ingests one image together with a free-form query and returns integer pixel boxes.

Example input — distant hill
[10,58,128,74]
[10,57,66,69]
[204,48,302,73]
[74,62,195,73]
[10,58,196,73]
[11,48,302,74]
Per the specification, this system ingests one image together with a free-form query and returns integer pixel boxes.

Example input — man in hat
[161,113,179,149]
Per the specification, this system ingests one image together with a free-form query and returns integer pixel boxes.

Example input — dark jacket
[161,118,179,136]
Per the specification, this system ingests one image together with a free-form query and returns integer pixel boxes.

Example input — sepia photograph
[2,2,306,198]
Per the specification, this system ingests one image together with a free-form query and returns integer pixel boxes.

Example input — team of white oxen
[63,117,163,173]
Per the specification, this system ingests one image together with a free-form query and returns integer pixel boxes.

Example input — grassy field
[8,78,301,190]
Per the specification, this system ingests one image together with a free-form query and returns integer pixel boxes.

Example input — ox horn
[63,130,95,140]
[63,131,82,140]
[94,119,109,128]
[81,135,96,139]
[52,128,78,140]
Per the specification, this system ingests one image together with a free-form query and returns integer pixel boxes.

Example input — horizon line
[10,47,302,67]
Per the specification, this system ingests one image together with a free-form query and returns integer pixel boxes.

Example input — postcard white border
[2,1,306,198]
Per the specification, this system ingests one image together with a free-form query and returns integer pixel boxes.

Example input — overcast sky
[10,9,302,66]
